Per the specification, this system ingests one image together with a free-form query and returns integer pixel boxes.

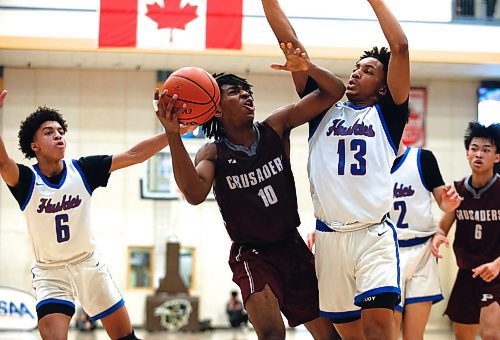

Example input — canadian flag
[99,0,242,50]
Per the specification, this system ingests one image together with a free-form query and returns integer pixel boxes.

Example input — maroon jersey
[453,174,500,269]
[213,122,301,244]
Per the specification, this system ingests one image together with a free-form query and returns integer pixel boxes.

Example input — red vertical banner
[205,0,242,49]
[402,87,427,147]
[99,0,139,47]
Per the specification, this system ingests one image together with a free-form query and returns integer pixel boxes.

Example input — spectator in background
[226,291,248,328]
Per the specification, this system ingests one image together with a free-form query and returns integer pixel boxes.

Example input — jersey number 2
[393,201,409,228]
[337,139,367,175]
[55,214,70,243]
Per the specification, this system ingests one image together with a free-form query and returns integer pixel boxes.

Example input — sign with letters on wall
[0,286,37,331]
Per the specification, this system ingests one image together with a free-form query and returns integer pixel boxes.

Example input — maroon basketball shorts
[445,268,500,324]
[228,232,320,327]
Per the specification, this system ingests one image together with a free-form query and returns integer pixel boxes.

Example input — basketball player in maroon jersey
[431,122,500,340]
[156,45,345,339]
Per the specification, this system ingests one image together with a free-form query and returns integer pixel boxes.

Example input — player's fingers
[270,63,286,71]
[165,94,178,115]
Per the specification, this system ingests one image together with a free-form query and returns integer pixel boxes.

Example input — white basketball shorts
[396,237,443,311]
[31,252,124,320]
[315,220,401,321]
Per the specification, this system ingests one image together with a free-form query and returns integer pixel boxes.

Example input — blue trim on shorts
[354,286,401,306]
[36,298,74,310]
[406,294,444,305]
[89,299,124,321]
[398,236,431,247]
[316,219,335,232]
[386,220,401,290]
[320,309,361,320]
[394,305,404,312]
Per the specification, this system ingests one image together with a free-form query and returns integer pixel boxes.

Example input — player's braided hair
[18,106,67,159]
[202,73,253,141]
[358,46,391,78]
[464,121,500,152]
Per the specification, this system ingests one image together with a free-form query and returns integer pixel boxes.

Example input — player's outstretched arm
[266,44,345,136]
[109,89,195,173]
[0,90,20,187]
[261,0,309,93]
[368,0,409,105]
[156,89,215,205]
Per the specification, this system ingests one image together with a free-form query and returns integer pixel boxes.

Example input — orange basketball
[163,67,220,126]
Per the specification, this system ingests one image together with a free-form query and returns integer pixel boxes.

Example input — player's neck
[397,144,407,157]
[36,158,65,177]
[225,126,257,149]
[470,170,495,189]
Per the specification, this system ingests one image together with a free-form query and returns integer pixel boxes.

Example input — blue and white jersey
[390,147,436,240]
[22,160,95,264]
[308,102,398,231]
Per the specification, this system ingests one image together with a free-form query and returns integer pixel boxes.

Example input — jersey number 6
[55,214,70,243]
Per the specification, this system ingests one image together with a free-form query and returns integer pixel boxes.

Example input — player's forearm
[0,139,19,186]
[165,132,206,204]
[110,133,168,172]
[262,0,309,93]
[129,133,168,162]
[368,0,408,54]
[261,0,300,45]
[437,211,455,237]
[308,64,345,101]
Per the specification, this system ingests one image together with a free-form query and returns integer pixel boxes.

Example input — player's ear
[214,109,222,118]
[378,85,388,96]
[31,141,40,153]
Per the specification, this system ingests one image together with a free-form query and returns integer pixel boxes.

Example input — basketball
[163,67,220,126]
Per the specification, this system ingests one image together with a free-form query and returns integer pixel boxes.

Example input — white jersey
[22,160,96,264]
[308,102,397,231]
[390,147,436,240]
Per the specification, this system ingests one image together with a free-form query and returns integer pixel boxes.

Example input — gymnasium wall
[0,67,477,328]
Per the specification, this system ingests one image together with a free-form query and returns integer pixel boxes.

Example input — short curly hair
[18,106,68,159]
[358,46,391,80]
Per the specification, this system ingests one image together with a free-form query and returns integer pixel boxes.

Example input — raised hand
[0,90,7,108]
[430,232,449,259]
[440,184,462,212]
[154,88,187,135]
[271,42,311,73]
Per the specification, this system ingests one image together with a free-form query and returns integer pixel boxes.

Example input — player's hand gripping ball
[163,67,220,126]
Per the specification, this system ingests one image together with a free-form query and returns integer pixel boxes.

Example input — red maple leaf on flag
[146,0,198,42]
